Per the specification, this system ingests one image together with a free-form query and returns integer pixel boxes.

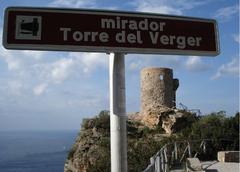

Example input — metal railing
[143,139,236,172]
[144,145,169,172]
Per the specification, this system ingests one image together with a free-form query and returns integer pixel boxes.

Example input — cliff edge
[64,109,196,172]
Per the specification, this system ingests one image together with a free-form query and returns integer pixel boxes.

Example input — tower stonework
[140,68,179,115]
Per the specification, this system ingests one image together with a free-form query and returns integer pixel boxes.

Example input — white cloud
[29,52,108,95]
[49,0,96,8]
[50,58,74,83]
[133,0,210,14]
[4,54,23,71]
[233,34,240,43]
[68,52,108,74]
[0,28,107,86]
[214,4,239,22]
[28,57,75,93]
[22,50,45,60]
[0,44,22,71]
[33,83,48,96]
[135,2,182,15]
[185,56,209,72]
[211,58,239,79]
[2,51,46,71]
[0,46,45,72]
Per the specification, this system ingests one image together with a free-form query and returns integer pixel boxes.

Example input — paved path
[202,161,239,172]
[171,161,240,172]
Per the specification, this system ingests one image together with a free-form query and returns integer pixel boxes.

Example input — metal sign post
[109,52,127,172]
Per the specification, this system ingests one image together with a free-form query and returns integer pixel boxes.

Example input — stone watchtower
[140,68,179,115]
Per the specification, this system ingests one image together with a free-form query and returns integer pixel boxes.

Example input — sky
[0,0,239,131]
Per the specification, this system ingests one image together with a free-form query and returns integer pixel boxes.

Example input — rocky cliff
[130,107,197,134]
[64,109,196,172]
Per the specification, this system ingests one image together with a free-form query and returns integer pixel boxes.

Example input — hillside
[64,110,239,172]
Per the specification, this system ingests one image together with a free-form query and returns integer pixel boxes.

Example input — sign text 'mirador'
[101,16,166,31]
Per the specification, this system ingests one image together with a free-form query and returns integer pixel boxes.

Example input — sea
[0,130,78,172]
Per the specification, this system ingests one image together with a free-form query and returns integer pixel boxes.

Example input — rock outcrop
[64,109,196,172]
[129,108,196,134]
[160,109,196,134]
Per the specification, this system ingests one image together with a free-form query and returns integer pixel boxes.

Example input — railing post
[203,141,206,153]
[188,142,192,158]
[164,148,168,172]
[155,155,161,172]
[150,157,155,172]
[161,150,164,172]
[174,142,178,160]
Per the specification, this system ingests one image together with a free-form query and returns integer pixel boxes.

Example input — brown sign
[3,7,219,56]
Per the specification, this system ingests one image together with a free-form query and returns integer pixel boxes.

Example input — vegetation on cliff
[65,110,239,172]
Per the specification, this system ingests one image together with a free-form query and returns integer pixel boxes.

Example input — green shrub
[179,111,239,160]
[87,137,110,172]
[95,110,110,130]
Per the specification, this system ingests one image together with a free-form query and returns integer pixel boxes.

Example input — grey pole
[109,52,128,172]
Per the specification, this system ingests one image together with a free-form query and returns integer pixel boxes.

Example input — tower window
[159,74,164,80]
